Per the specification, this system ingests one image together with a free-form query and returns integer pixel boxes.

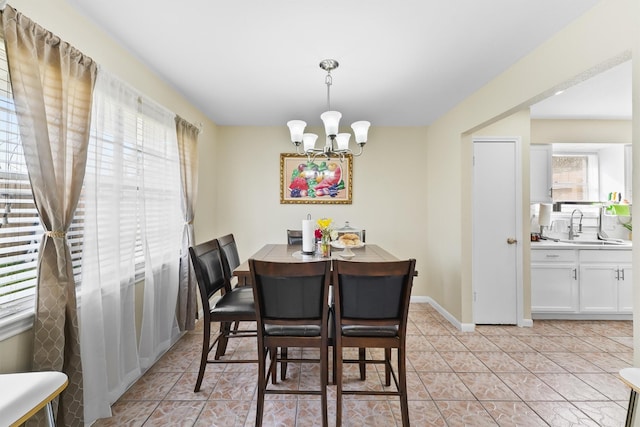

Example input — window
[552,153,599,201]
[0,39,85,329]
[0,38,181,335]
[0,40,40,323]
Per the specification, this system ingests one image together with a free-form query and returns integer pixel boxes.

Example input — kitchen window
[552,153,599,201]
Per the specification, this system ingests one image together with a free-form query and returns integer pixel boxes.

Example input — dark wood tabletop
[233,244,401,285]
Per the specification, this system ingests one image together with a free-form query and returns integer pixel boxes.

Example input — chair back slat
[189,239,228,303]
[259,274,326,319]
[339,274,404,319]
[217,233,241,280]
[333,259,416,327]
[286,229,303,245]
[249,260,331,327]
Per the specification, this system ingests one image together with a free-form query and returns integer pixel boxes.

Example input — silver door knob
[507,238,518,244]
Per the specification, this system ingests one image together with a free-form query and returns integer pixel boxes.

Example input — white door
[473,139,521,324]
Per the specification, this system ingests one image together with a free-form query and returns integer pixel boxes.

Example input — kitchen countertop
[531,239,632,250]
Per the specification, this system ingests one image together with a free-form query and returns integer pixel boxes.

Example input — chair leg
[194,321,212,392]
[320,344,328,427]
[398,347,410,427]
[336,341,343,427]
[626,389,638,427]
[384,348,392,386]
[256,346,267,427]
[214,322,231,359]
[280,347,288,381]
[332,342,337,385]
[358,347,366,380]
[269,347,278,385]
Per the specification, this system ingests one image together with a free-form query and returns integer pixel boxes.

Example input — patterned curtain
[175,116,199,331]
[2,5,96,426]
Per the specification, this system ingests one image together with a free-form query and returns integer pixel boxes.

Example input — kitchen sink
[558,239,628,246]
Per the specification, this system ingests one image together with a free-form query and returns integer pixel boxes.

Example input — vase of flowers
[315,217,337,257]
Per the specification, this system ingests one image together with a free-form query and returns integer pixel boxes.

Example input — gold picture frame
[280,153,352,204]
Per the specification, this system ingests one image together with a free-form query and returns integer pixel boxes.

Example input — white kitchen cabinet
[531,250,578,313]
[531,248,632,317]
[579,250,632,314]
[618,263,633,312]
[530,144,552,203]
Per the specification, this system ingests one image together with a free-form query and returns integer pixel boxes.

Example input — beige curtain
[2,6,96,426]
[176,116,199,331]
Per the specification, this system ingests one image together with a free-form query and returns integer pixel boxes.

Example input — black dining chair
[189,238,257,392]
[332,259,416,427]
[249,259,332,427]
[286,229,303,245]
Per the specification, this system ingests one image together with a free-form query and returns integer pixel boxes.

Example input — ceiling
[65,0,630,127]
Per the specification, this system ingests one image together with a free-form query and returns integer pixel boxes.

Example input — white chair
[0,371,68,427]
[619,368,640,427]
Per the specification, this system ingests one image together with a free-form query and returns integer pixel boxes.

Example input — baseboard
[412,297,534,330]
[532,313,632,321]
[418,296,475,332]
[520,318,534,327]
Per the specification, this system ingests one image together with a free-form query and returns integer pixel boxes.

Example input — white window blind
[82,93,176,283]
[0,38,41,321]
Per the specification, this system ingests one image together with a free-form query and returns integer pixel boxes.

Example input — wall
[0,0,218,372]
[531,119,632,144]
[210,126,430,295]
[426,0,634,324]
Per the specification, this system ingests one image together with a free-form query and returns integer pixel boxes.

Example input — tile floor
[94,303,634,426]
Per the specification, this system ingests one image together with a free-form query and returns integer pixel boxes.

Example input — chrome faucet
[569,209,584,240]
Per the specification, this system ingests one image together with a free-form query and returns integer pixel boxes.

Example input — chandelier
[287,59,370,161]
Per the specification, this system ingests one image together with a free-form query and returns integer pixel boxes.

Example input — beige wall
[210,126,429,295]
[426,0,635,324]
[532,119,632,144]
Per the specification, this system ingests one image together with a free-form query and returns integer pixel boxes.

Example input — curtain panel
[2,5,97,426]
[79,69,144,424]
[175,116,199,331]
[135,91,182,370]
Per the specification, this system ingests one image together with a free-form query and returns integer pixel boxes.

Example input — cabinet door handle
[615,268,619,280]
[620,268,625,281]
[572,268,577,280]
[545,254,560,258]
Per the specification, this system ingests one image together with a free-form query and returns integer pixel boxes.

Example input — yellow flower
[317,218,332,230]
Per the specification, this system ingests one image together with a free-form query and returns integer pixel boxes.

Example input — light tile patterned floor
[94,304,633,426]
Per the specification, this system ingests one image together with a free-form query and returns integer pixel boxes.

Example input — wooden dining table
[233,243,404,285]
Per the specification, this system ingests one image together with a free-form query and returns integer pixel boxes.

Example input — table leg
[626,389,638,427]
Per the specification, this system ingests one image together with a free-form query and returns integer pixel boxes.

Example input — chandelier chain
[325,71,332,111]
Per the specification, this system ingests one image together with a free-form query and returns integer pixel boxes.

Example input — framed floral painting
[280,153,352,204]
